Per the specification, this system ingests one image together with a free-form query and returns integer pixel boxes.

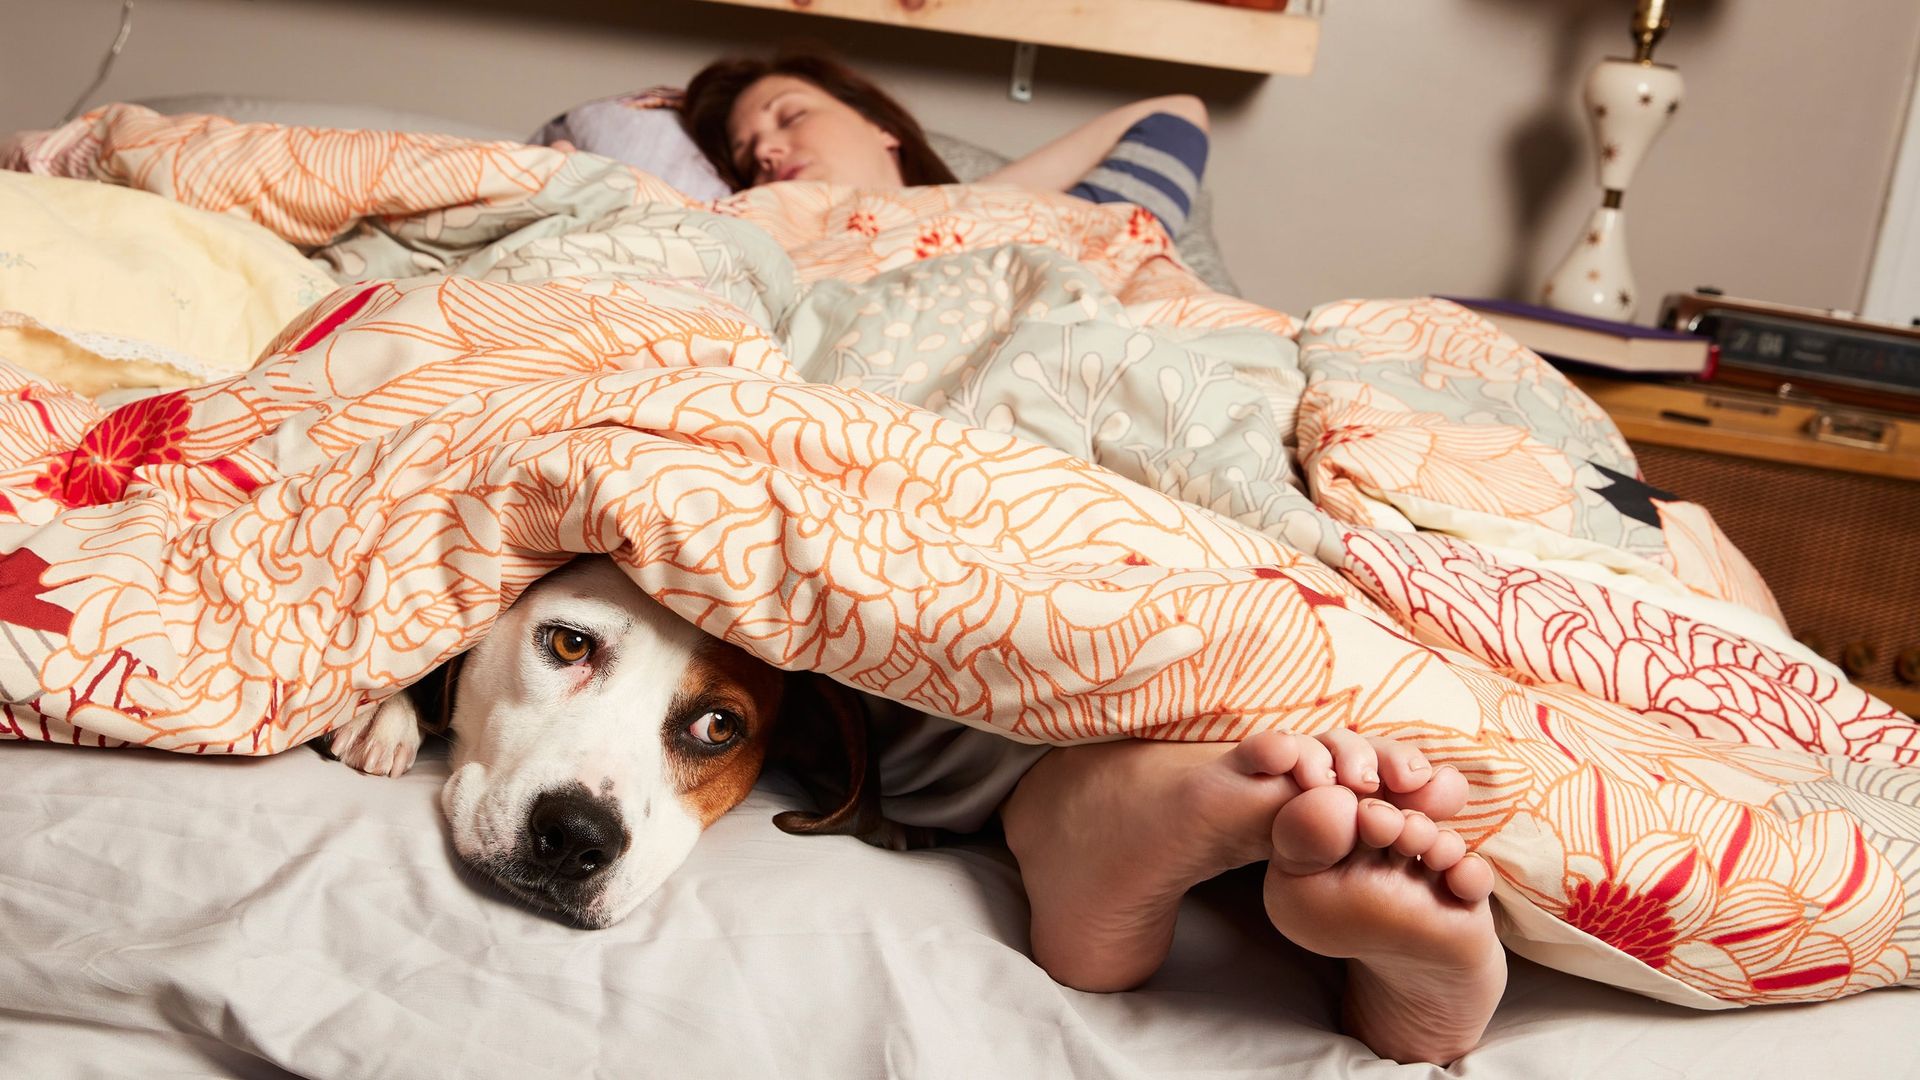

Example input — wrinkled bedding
[1,105,1916,1014]
[4,740,1917,1080]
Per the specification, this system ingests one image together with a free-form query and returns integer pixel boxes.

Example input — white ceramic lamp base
[1541,57,1684,321]
[1543,205,1635,318]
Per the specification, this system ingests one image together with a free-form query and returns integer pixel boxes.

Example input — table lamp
[1540,0,1685,321]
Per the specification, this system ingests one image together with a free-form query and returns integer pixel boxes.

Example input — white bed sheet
[1,740,1915,1079]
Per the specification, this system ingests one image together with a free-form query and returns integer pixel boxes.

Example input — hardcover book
[1442,296,1716,376]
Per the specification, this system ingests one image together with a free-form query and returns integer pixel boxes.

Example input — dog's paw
[328,693,424,777]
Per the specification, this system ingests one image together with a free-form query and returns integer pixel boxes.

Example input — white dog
[327,556,876,928]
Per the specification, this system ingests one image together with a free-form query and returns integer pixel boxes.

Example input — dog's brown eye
[688,709,742,747]
[544,627,595,665]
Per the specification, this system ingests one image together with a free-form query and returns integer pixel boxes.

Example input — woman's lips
[778,161,808,182]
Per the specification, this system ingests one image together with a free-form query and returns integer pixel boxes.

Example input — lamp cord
[64,1,137,123]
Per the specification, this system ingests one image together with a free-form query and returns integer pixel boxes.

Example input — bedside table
[1570,372,1920,718]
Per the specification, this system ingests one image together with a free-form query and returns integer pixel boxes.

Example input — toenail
[1360,768,1378,785]
[1409,759,1430,772]
[1361,798,1392,812]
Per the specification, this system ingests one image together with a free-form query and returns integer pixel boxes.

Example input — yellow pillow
[0,170,336,393]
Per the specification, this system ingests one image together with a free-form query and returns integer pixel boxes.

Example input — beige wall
[4,0,1917,320]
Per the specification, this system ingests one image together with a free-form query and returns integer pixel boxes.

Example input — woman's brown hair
[682,46,958,191]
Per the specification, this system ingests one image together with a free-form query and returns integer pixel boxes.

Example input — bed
[1,97,1916,1080]
[7,741,1916,1078]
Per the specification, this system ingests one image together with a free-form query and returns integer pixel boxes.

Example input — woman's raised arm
[980,94,1208,192]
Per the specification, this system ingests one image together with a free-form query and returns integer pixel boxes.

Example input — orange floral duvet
[2,106,1915,1010]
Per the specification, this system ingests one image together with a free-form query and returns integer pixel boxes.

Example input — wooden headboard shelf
[681,0,1320,76]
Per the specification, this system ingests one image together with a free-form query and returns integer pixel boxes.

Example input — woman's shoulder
[1066,99,1212,237]
[1138,95,1209,134]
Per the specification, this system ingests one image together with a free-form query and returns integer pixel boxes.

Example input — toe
[1288,735,1338,790]
[1378,760,1469,823]
[1355,799,1405,849]
[1230,730,1306,778]
[1421,829,1468,874]
[1443,852,1496,904]
[1368,737,1433,794]
[383,737,418,777]
[1318,728,1380,793]
[329,726,362,760]
[1271,785,1359,874]
[1390,811,1439,858]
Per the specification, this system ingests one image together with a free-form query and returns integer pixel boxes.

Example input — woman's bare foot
[1262,786,1505,1065]
[1000,729,1466,993]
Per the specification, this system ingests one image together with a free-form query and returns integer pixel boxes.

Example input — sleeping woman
[687,50,1209,239]
[677,48,1511,1066]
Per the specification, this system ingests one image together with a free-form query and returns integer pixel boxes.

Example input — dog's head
[434,557,876,928]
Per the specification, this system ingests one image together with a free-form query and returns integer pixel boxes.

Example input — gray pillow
[927,131,1240,297]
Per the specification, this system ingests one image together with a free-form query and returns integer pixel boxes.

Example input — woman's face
[726,74,903,189]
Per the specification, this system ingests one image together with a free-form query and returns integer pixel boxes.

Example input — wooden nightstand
[1570,372,1920,718]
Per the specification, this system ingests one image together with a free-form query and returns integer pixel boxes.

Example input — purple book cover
[1438,296,1701,341]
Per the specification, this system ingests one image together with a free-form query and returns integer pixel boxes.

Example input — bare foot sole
[1002,729,1465,993]
[1263,785,1505,1065]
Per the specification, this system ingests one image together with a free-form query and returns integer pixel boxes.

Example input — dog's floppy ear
[769,673,884,839]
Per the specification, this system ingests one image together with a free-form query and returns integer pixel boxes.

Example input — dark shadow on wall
[1464,0,1727,300]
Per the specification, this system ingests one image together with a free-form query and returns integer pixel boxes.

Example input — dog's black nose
[527,789,627,882]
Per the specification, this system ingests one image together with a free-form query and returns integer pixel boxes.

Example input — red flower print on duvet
[1125,206,1171,252]
[914,218,967,259]
[1564,876,1684,968]
[35,391,192,508]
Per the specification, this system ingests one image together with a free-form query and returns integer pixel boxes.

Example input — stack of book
[1442,296,1716,378]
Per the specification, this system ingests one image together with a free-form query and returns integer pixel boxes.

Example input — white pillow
[529,90,733,201]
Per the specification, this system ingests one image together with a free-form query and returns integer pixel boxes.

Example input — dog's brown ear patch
[768,673,884,839]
